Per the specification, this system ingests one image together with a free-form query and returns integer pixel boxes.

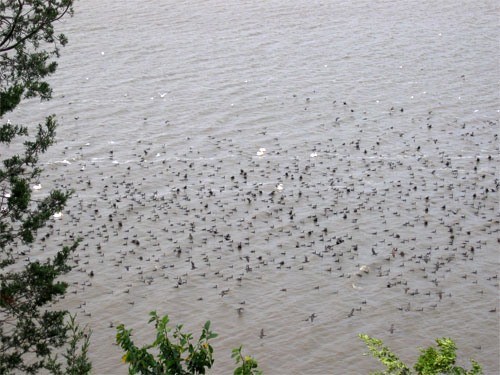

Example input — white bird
[256,147,267,156]
[32,184,42,190]
[53,212,63,219]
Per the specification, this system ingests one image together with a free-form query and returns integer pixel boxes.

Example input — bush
[359,334,483,375]
[116,311,262,375]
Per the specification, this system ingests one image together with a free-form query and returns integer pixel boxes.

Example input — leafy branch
[231,346,263,375]
[116,311,218,375]
[359,334,483,375]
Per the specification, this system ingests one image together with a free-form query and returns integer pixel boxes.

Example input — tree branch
[0,0,23,50]
[0,3,71,53]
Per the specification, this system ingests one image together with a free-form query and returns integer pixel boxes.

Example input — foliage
[359,334,411,375]
[359,334,483,375]
[413,338,482,375]
[46,314,92,375]
[0,115,70,252]
[1,0,74,116]
[117,312,263,375]
[231,346,262,375]
[1,0,92,374]
[116,311,218,375]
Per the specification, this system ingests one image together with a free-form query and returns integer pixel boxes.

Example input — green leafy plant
[116,311,218,375]
[46,314,92,375]
[359,334,483,375]
[231,346,263,375]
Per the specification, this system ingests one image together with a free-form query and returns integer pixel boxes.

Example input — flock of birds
[21,94,498,371]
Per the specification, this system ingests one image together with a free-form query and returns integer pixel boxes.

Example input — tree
[1,1,91,374]
[359,334,483,375]
[0,0,73,115]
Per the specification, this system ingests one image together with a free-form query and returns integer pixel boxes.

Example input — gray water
[6,0,499,374]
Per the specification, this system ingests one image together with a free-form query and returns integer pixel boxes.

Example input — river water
[6,0,499,374]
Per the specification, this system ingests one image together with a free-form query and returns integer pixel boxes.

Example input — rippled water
[7,0,499,374]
